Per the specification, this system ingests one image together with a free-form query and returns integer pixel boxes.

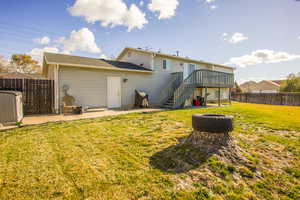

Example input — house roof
[43,52,153,73]
[117,47,235,70]
[271,80,283,85]
[100,59,152,71]
[256,80,280,90]
[240,81,259,92]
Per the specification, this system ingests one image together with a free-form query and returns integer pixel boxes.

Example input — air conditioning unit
[0,91,23,126]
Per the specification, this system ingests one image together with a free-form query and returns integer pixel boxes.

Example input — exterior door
[183,64,196,80]
[107,77,121,108]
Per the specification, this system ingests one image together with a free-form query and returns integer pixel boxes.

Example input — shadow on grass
[150,137,218,173]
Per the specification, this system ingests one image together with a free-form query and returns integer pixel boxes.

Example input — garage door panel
[59,67,106,108]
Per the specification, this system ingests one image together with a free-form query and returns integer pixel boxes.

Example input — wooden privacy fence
[0,78,55,115]
[232,93,300,106]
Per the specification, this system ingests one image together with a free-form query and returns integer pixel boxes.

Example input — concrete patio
[0,108,163,131]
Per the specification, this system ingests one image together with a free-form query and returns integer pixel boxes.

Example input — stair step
[166,101,174,104]
[161,105,173,109]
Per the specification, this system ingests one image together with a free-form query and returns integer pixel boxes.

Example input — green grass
[0,102,299,200]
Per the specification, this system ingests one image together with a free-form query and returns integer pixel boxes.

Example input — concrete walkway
[0,108,163,131]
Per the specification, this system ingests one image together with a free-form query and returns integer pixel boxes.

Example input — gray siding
[153,56,213,72]
[118,50,234,74]
[58,66,171,109]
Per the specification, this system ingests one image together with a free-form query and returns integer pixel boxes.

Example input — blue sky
[0,0,299,82]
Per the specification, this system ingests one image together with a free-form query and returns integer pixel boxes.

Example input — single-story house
[43,47,235,113]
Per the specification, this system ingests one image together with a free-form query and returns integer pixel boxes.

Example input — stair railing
[173,70,198,108]
[158,72,183,104]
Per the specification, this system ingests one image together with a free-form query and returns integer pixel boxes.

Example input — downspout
[151,53,155,71]
[54,64,60,114]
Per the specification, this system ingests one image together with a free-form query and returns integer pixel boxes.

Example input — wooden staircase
[161,96,175,109]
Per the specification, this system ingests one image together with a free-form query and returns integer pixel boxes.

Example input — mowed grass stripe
[0,126,75,199]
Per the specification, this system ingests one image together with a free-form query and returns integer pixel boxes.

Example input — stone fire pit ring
[192,114,234,133]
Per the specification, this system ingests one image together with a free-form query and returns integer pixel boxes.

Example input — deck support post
[204,87,208,106]
[218,87,221,107]
[229,88,232,105]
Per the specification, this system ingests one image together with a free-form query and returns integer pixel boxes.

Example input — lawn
[0,102,299,200]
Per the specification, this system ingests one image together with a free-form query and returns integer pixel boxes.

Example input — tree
[280,73,300,92]
[234,82,242,93]
[0,55,9,73]
[10,54,40,74]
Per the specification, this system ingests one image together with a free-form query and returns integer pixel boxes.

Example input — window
[163,59,167,70]
[162,59,171,71]
[188,64,196,73]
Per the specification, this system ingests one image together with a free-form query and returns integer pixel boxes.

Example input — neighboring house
[43,47,235,113]
[239,81,257,93]
[240,80,280,93]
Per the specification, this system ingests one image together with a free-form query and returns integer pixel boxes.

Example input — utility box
[0,91,23,125]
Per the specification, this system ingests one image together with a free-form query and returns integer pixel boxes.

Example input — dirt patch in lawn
[150,131,252,174]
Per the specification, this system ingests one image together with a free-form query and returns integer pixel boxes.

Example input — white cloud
[148,0,179,19]
[226,49,300,68]
[298,36,300,40]
[57,28,101,54]
[229,33,248,44]
[34,36,51,45]
[100,54,108,59]
[210,5,217,10]
[28,28,101,63]
[69,0,148,31]
[222,32,248,44]
[206,0,215,3]
[140,0,144,6]
[28,47,60,63]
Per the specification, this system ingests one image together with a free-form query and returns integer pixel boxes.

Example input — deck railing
[193,69,234,88]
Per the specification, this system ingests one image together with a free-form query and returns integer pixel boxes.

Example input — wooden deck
[159,70,234,109]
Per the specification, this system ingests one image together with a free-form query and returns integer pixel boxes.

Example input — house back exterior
[43,47,235,113]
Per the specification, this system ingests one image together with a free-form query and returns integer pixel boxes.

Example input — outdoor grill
[134,90,149,108]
